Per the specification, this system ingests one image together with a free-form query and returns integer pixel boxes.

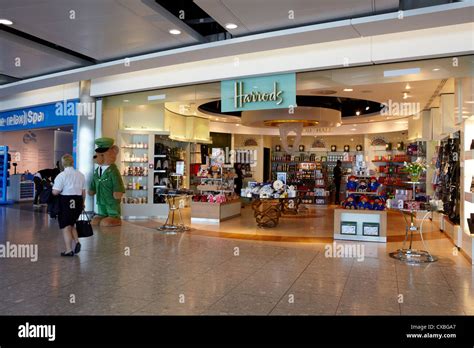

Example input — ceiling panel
[194,0,399,36]
[0,0,202,61]
[0,31,85,78]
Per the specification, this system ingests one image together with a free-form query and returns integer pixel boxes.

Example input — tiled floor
[0,203,473,316]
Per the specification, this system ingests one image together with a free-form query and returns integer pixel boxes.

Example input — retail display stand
[191,165,241,223]
[333,208,387,242]
[389,207,438,263]
[0,146,13,205]
[118,130,188,219]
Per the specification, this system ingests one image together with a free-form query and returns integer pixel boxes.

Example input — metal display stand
[157,193,192,234]
[389,207,438,263]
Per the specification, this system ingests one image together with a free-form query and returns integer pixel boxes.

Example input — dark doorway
[263,148,271,182]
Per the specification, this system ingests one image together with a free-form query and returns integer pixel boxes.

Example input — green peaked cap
[95,137,114,153]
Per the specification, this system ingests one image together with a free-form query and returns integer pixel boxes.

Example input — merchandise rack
[0,146,9,204]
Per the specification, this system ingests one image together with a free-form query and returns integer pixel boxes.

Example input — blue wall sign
[221,73,296,112]
[0,100,82,162]
[0,100,80,132]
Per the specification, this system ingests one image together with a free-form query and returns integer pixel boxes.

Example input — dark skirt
[58,195,83,229]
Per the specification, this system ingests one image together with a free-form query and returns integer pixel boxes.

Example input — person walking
[333,160,342,205]
[52,154,86,257]
[33,164,60,207]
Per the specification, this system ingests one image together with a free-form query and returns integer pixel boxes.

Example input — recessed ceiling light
[123,100,129,103]
[225,23,238,30]
[343,88,353,92]
[432,68,440,71]
[235,124,240,126]
[0,19,13,25]
[169,29,181,35]
[365,106,370,111]
[355,111,360,116]
[350,128,357,131]
[405,84,411,90]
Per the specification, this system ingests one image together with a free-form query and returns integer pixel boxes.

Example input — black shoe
[60,251,74,257]
[74,242,81,254]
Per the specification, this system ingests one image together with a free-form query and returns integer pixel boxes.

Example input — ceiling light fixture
[225,23,238,29]
[403,92,409,99]
[343,88,353,92]
[365,106,370,111]
[405,84,411,90]
[0,19,13,25]
[432,68,440,71]
[235,124,240,126]
[169,29,181,35]
[350,128,357,131]
[355,111,361,116]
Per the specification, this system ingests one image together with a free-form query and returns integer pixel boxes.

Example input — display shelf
[465,192,474,203]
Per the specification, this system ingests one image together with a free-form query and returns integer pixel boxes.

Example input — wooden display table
[251,197,302,228]
[333,208,387,243]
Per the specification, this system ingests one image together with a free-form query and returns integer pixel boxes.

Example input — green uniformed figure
[89,137,125,227]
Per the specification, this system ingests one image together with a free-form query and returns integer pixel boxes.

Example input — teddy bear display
[343,194,357,209]
[374,197,386,211]
[342,194,385,210]
[369,177,380,192]
[357,195,370,210]
[346,176,358,192]
[89,137,125,227]
[357,179,368,192]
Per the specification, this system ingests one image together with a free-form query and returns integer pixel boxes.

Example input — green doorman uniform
[90,163,124,217]
[90,138,125,218]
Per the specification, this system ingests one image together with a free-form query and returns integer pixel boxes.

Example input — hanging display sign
[0,100,80,132]
[221,73,296,112]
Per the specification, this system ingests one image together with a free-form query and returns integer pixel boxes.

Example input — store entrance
[0,126,74,203]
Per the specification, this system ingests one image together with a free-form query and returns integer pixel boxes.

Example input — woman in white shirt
[52,154,86,257]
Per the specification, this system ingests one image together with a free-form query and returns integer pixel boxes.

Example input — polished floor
[0,203,473,316]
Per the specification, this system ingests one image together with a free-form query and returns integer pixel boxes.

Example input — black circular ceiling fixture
[199,96,383,118]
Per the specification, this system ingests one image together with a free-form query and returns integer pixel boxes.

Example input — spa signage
[0,101,79,131]
[221,73,296,112]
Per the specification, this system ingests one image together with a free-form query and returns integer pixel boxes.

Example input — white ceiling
[0,0,201,62]
[0,30,86,78]
[194,0,400,36]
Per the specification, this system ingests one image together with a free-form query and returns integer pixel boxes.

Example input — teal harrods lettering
[234,81,284,109]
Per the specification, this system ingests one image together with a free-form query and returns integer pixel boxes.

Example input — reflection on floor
[0,203,472,316]
[131,204,445,242]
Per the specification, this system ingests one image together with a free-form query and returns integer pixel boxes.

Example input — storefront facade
[88,53,474,264]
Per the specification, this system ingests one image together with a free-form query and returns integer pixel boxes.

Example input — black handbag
[76,211,94,238]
